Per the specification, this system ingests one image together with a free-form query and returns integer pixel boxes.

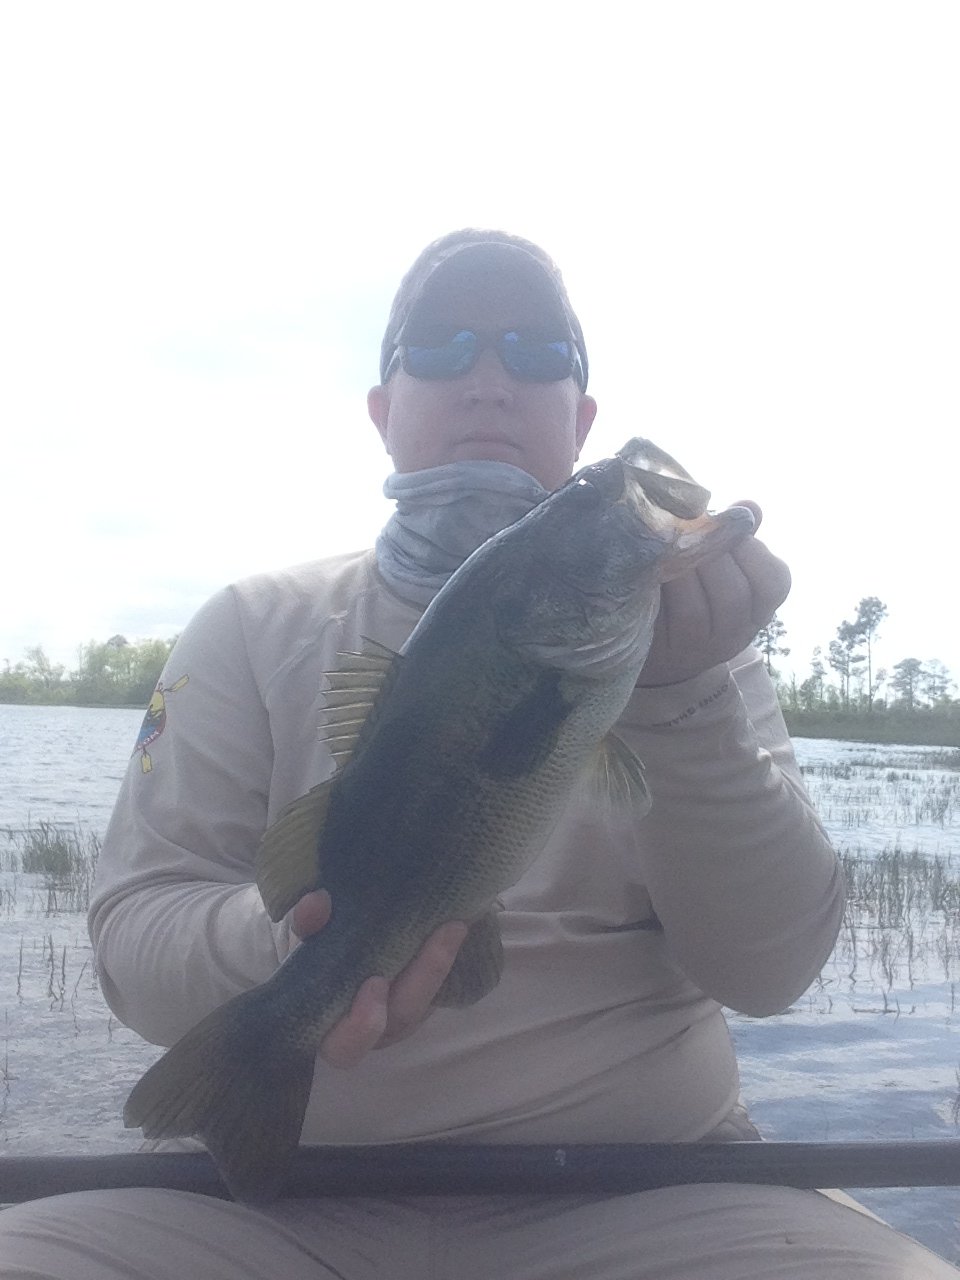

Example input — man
[302,228,793,1065]
[1,230,954,1277]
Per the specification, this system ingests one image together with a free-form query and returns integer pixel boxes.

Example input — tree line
[756,597,959,746]
[2,602,956,736]
[755,595,956,714]
[0,636,177,707]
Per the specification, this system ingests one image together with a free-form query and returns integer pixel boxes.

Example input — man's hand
[637,503,791,688]
[291,890,468,1069]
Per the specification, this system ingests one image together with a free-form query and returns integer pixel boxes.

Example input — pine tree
[754,613,791,676]
[852,597,888,710]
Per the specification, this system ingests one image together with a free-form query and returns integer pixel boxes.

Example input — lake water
[1,705,959,1260]
[0,703,143,833]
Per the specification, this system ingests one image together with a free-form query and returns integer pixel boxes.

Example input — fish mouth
[616,437,756,581]
[618,437,711,519]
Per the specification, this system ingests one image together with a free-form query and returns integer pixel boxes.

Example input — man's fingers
[380,921,469,1046]
[660,555,755,665]
[732,537,791,626]
[320,976,390,1069]
[694,554,754,639]
[656,570,711,651]
[291,889,332,940]
[316,921,468,1067]
[733,499,763,531]
[638,524,792,687]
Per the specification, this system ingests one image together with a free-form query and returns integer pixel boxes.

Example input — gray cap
[379,229,588,390]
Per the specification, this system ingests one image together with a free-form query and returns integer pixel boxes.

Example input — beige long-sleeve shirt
[90,549,843,1147]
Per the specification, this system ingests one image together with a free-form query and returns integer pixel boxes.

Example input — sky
[1,2,957,692]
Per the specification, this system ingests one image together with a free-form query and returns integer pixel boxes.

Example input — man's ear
[575,394,598,455]
[367,384,391,451]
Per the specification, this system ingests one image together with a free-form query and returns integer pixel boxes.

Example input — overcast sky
[2,2,957,692]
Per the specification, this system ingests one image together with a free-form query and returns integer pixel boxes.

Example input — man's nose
[460,348,516,401]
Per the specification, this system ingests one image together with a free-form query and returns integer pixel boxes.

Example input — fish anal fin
[433,909,504,1008]
[584,732,652,815]
[256,783,331,922]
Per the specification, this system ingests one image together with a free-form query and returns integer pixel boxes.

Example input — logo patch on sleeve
[134,675,189,772]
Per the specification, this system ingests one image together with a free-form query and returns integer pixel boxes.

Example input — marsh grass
[3,816,958,999]
[800,760,960,829]
[820,843,960,1000]
[841,846,960,923]
[0,822,101,914]
[2,752,958,1000]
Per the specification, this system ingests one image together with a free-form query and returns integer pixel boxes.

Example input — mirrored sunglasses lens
[499,333,574,381]
[402,330,478,379]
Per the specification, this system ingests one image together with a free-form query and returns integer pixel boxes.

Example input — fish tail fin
[124,992,315,1203]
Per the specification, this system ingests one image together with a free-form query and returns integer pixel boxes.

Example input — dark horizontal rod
[3,1141,960,1204]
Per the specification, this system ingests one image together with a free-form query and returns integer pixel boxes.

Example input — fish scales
[123,437,755,1202]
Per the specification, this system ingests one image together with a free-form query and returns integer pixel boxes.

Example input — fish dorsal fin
[319,639,400,766]
[585,732,653,815]
[256,783,332,922]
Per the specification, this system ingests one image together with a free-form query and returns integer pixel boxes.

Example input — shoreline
[783,710,960,750]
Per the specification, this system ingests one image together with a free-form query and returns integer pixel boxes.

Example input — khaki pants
[1,1183,956,1279]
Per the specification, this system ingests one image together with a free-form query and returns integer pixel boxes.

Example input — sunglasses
[384,328,585,389]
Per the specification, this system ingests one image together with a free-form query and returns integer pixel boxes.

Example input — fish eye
[570,474,602,505]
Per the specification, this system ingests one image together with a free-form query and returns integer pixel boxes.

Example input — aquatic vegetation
[0,822,101,914]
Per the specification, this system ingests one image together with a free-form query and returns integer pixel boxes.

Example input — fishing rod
[2,1141,960,1204]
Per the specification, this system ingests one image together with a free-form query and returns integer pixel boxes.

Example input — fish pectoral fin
[256,783,332,922]
[432,909,504,1008]
[585,732,653,815]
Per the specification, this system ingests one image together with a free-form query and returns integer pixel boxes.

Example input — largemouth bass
[124,438,754,1202]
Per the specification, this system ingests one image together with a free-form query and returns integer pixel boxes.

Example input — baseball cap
[379,229,589,390]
